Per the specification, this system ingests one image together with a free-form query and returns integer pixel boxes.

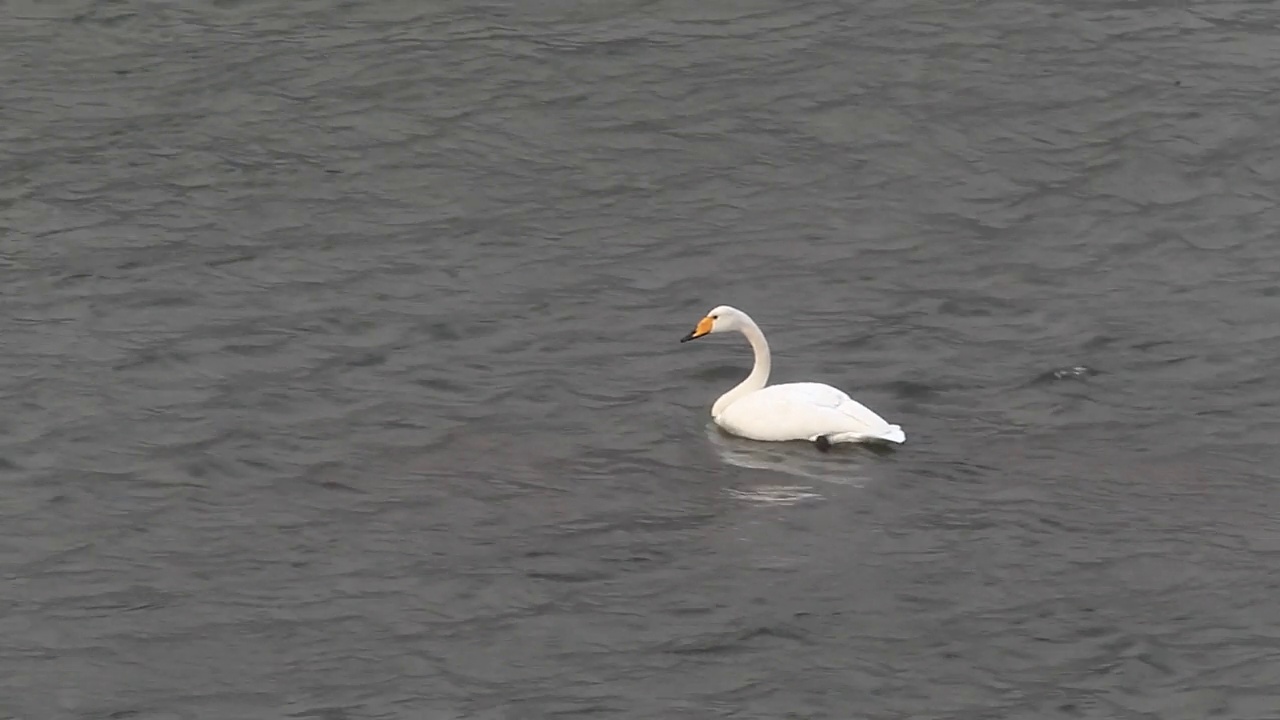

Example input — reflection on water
[724,485,825,505]
[703,423,880,503]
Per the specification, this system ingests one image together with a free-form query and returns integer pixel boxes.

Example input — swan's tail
[880,424,906,444]
[829,425,906,445]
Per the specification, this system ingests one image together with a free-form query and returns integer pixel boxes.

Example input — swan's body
[680,305,905,447]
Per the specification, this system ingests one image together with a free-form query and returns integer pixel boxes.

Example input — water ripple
[3,0,1280,718]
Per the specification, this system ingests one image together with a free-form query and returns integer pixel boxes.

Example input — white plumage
[680,305,905,447]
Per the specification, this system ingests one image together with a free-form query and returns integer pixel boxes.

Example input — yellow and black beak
[680,316,714,343]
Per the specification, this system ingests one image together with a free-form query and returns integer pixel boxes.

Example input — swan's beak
[680,316,714,343]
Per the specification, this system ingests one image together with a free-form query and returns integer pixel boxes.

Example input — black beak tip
[680,332,696,343]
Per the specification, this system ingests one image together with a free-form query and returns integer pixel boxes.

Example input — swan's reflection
[704,423,878,500]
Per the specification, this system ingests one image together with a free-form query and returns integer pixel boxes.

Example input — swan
[680,305,906,449]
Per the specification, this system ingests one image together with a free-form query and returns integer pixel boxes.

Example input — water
[3,1,1280,718]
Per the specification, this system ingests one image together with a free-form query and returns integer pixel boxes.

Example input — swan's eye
[710,314,719,320]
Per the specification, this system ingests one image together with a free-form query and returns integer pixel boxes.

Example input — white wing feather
[715,382,905,444]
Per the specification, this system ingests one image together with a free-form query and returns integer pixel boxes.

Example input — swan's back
[715,382,904,444]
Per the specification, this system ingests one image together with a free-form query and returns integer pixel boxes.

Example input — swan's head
[680,305,749,342]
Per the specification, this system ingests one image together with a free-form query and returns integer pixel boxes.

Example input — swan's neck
[712,319,771,417]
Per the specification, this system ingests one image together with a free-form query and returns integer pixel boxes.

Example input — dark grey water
[4,1,1280,718]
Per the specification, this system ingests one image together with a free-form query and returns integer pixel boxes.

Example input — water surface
[3,1,1280,718]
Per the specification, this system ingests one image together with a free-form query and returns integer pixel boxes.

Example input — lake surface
[3,1,1280,718]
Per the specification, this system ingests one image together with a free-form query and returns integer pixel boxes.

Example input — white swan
[680,305,906,449]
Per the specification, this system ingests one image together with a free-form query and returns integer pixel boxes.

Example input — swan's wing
[770,382,896,430]
[717,382,903,443]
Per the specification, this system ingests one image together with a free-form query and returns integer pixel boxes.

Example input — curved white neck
[712,318,771,417]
